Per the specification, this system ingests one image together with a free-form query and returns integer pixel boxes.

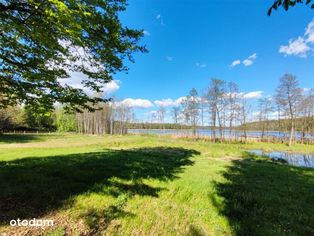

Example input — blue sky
[100,0,314,122]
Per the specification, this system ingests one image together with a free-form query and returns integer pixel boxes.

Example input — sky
[74,0,314,122]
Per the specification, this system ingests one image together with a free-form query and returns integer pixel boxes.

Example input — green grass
[0,133,313,235]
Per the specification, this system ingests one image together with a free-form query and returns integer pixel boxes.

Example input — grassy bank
[0,133,313,235]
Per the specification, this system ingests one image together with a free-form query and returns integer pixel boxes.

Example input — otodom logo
[10,218,54,227]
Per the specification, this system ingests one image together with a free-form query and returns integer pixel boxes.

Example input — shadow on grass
[213,153,314,236]
[0,146,198,231]
[0,134,55,143]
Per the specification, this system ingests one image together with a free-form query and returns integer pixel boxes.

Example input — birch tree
[275,74,302,146]
[182,88,200,136]
[207,78,226,142]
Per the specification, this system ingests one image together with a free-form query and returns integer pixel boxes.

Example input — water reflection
[248,150,314,168]
[128,129,313,140]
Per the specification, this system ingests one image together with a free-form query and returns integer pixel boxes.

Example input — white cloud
[305,20,314,43]
[143,30,150,36]
[175,97,186,104]
[59,72,84,89]
[248,53,257,60]
[57,40,103,71]
[242,59,253,66]
[58,72,93,95]
[166,56,173,61]
[59,72,120,96]
[242,53,257,66]
[154,99,175,107]
[268,111,279,120]
[119,98,153,108]
[55,40,119,97]
[279,19,314,57]
[230,53,257,67]
[154,97,185,107]
[243,91,263,99]
[103,80,120,94]
[230,60,241,67]
[155,13,165,26]
[279,37,310,57]
[196,62,207,68]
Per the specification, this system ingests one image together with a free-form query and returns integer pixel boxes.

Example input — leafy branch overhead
[0,0,147,112]
[268,0,314,15]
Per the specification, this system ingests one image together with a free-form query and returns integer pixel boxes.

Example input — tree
[199,88,207,127]
[298,89,314,143]
[171,106,180,124]
[275,74,302,146]
[257,98,274,140]
[268,0,314,15]
[226,82,239,139]
[237,95,251,143]
[157,106,166,128]
[76,101,113,135]
[0,0,146,111]
[115,102,133,134]
[207,78,226,142]
[55,107,77,132]
[0,105,24,131]
[182,88,200,136]
[24,105,55,131]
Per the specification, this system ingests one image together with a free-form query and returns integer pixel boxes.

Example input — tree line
[0,99,135,135]
[1,74,313,145]
[154,74,313,146]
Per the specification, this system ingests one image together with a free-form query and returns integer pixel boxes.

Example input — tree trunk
[289,120,294,146]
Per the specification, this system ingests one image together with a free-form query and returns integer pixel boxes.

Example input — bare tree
[238,96,251,143]
[199,88,208,127]
[299,89,314,143]
[172,106,180,124]
[182,88,200,136]
[74,73,313,145]
[75,98,132,135]
[226,82,239,140]
[257,98,274,140]
[150,111,158,124]
[207,78,226,142]
[157,106,166,129]
[275,74,302,146]
[115,103,133,134]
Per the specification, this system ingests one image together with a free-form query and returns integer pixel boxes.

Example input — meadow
[0,133,313,235]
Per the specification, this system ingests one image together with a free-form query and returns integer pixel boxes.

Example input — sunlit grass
[0,133,313,235]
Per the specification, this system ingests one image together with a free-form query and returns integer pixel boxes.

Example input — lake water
[128,129,313,139]
[248,150,314,168]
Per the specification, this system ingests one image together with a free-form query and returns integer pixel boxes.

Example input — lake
[248,150,314,168]
[128,129,313,140]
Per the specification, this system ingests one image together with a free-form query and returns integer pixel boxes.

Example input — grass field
[0,133,313,235]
